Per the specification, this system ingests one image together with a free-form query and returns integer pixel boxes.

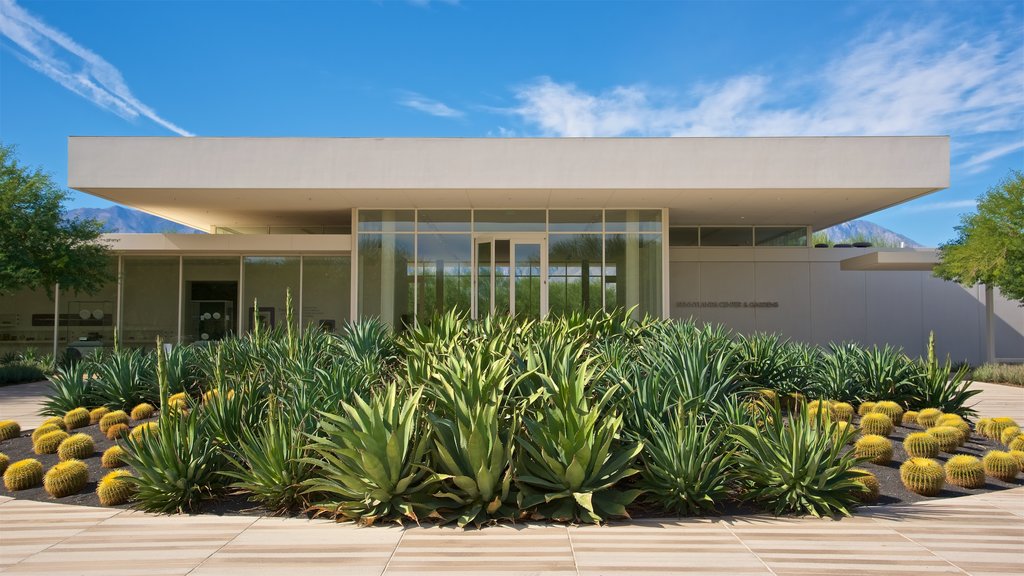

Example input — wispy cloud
[900,199,978,213]
[961,141,1024,174]
[503,19,1023,158]
[0,0,193,136]
[399,92,464,118]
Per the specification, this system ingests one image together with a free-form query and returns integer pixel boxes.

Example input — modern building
[2,136,1021,363]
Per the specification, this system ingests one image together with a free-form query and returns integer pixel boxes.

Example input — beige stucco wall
[670,247,1024,364]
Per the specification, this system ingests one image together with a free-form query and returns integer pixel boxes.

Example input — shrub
[99,411,129,434]
[871,401,904,424]
[0,363,46,385]
[43,459,88,498]
[97,470,136,506]
[859,413,893,437]
[900,458,944,496]
[3,458,43,490]
[927,426,964,453]
[63,407,90,430]
[831,402,854,422]
[41,362,95,417]
[858,402,877,417]
[972,363,1024,386]
[89,407,109,424]
[904,432,940,458]
[30,423,62,443]
[731,404,863,517]
[0,419,19,441]
[854,434,893,464]
[944,455,985,488]
[101,445,126,468]
[982,451,1020,481]
[986,418,1019,441]
[917,408,943,428]
[902,411,919,426]
[851,469,880,503]
[33,430,69,454]
[57,433,95,461]
[105,423,130,440]
[130,403,155,421]
[1000,426,1021,446]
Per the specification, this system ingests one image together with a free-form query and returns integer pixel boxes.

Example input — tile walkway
[0,381,49,431]
[0,379,1022,575]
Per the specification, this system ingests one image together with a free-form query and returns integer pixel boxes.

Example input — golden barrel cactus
[89,407,110,425]
[926,426,963,453]
[166,392,190,411]
[3,458,43,491]
[130,403,155,421]
[986,417,1018,441]
[101,445,126,468]
[30,423,62,443]
[851,469,880,503]
[904,432,940,458]
[900,458,945,496]
[40,416,66,430]
[857,402,877,417]
[57,433,95,461]
[1000,426,1021,446]
[97,470,136,506]
[1009,435,1024,452]
[916,408,943,428]
[944,455,985,488]
[43,459,88,498]
[33,430,69,455]
[859,413,893,437]
[0,452,8,475]
[901,410,920,426]
[130,421,158,441]
[871,401,904,424]
[0,419,20,441]
[983,451,1020,482]
[1009,450,1024,471]
[63,408,90,430]
[105,423,130,440]
[831,402,854,422]
[99,410,129,434]
[855,434,894,465]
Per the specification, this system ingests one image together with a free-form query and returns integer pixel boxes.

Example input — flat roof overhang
[840,249,939,271]
[68,136,950,233]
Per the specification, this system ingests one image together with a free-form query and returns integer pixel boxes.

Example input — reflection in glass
[755,227,807,247]
[416,234,472,319]
[605,209,662,232]
[476,241,492,317]
[549,210,602,232]
[358,234,414,328]
[182,257,239,344]
[604,234,662,319]
[243,257,300,332]
[548,234,602,316]
[122,257,179,346]
[514,243,541,320]
[474,210,546,232]
[302,256,350,332]
[357,210,415,232]
[700,227,753,246]
[418,210,471,233]
[494,240,511,315]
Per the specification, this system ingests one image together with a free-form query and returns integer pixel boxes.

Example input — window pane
[494,240,511,314]
[0,286,58,357]
[700,227,752,246]
[416,234,472,319]
[122,257,179,347]
[549,210,602,232]
[64,260,117,353]
[669,227,699,246]
[604,233,662,319]
[605,209,662,232]
[418,210,471,232]
[357,234,414,328]
[303,256,350,333]
[514,243,541,320]
[474,210,546,232]
[476,241,491,317]
[357,210,415,232]
[182,257,239,344]
[243,257,301,332]
[755,227,808,247]
[548,234,602,316]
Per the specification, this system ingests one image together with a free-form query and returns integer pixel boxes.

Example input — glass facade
[122,257,179,348]
[302,256,351,333]
[243,257,301,332]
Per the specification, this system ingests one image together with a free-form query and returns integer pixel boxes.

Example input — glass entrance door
[474,235,546,319]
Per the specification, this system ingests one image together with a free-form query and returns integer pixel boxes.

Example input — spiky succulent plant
[831,402,854,422]
[976,418,992,437]
[1009,450,1024,471]
[4,458,43,491]
[0,452,8,475]
[985,417,1018,441]
[834,421,856,443]
[871,401,904,424]
[1000,426,1021,446]
[105,423,130,440]
[857,402,877,417]
[859,413,893,437]
[63,408,90,430]
[850,469,880,503]
[900,458,944,496]
[57,433,95,461]
[99,411,129,434]
[901,411,920,426]
[97,470,136,506]
[130,422,157,440]
[101,445,126,468]
[904,432,940,458]
[166,392,190,411]
[130,403,155,421]
[982,451,1020,481]
[43,459,89,498]
[854,434,893,465]
[927,426,964,453]
[30,423,62,443]
[944,455,985,488]
[0,420,20,441]
[40,416,66,430]
[89,407,110,425]
[916,408,943,428]
[1009,435,1024,452]
[33,430,69,455]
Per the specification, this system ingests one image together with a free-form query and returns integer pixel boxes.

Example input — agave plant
[516,348,643,523]
[638,409,734,516]
[737,333,811,396]
[857,345,917,403]
[41,361,95,416]
[910,333,979,416]
[302,384,438,525]
[730,403,866,517]
[809,342,865,403]
[422,342,530,526]
[92,347,156,410]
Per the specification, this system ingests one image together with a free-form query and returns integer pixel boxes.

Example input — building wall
[669,248,1024,364]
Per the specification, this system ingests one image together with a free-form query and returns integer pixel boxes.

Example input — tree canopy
[935,170,1024,303]
[0,143,112,296]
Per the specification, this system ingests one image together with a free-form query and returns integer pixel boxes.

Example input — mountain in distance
[67,206,923,247]
[66,205,202,234]
[818,219,922,248]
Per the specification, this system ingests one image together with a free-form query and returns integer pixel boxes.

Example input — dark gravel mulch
[1,412,1021,519]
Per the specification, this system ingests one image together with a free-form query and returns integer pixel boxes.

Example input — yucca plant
[910,333,978,417]
[92,347,156,410]
[730,403,866,517]
[638,408,734,516]
[809,343,865,403]
[516,348,643,523]
[737,333,809,397]
[302,384,438,525]
[41,361,95,416]
[857,345,916,404]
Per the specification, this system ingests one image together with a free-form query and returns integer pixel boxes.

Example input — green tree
[0,143,112,296]
[935,170,1024,303]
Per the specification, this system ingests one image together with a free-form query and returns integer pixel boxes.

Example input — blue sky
[1,0,1021,246]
